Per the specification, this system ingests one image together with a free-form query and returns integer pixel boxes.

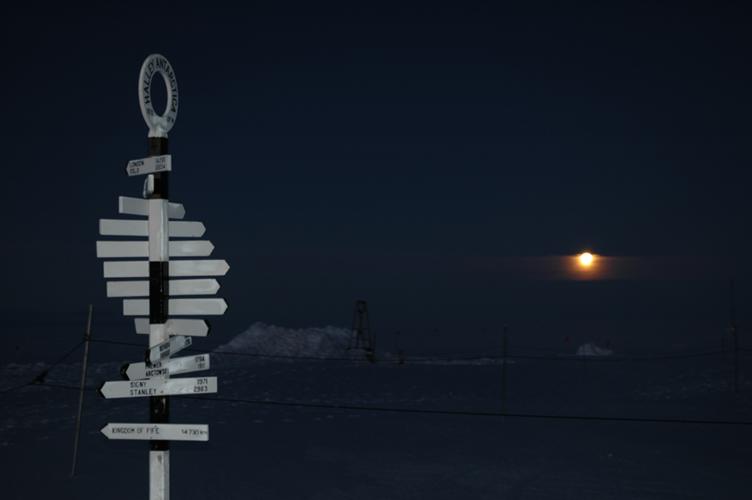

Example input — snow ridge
[216,322,351,358]
[576,343,614,356]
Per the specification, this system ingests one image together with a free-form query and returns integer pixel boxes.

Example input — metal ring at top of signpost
[138,54,179,138]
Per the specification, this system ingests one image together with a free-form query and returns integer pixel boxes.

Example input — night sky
[2,2,751,356]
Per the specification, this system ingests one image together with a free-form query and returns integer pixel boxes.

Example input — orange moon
[578,252,594,267]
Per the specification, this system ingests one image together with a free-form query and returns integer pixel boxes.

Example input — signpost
[123,354,210,380]
[103,259,229,278]
[118,196,185,219]
[123,298,228,316]
[99,219,206,237]
[106,279,220,297]
[146,335,192,364]
[133,318,210,337]
[96,54,228,500]
[99,376,217,399]
[126,155,172,176]
[102,423,209,442]
[96,240,215,258]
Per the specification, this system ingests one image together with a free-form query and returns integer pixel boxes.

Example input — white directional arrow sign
[103,261,148,277]
[99,220,206,237]
[119,196,185,219]
[107,279,220,298]
[170,241,214,257]
[124,354,210,380]
[97,240,215,258]
[171,278,220,295]
[103,260,229,278]
[134,318,210,337]
[97,241,147,258]
[126,154,171,176]
[169,221,207,238]
[124,298,228,317]
[148,335,192,364]
[101,423,209,442]
[99,376,217,399]
[99,219,148,237]
[169,259,229,276]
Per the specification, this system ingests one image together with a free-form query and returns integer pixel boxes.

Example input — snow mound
[576,343,614,357]
[216,322,352,358]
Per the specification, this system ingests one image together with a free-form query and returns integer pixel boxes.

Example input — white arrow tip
[172,204,186,219]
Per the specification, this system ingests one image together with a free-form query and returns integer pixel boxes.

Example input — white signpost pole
[97,54,227,500]
[139,53,179,500]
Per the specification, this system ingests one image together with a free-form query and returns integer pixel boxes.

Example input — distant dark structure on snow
[349,300,375,362]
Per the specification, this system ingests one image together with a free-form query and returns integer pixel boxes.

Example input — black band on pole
[149,262,169,323]
[148,137,169,199]
[148,136,170,452]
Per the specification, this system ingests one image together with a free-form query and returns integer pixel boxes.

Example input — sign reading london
[126,155,172,176]
[95,53,229,500]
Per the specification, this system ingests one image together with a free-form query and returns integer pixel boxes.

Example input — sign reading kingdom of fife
[97,54,229,500]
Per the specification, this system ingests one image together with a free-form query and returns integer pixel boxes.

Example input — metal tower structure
[349,300,375,362]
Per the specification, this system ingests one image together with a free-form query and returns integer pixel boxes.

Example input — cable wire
[16,380,752,427]
[0,339,85,395]
[187,394,752,426]
[87,338,726,364]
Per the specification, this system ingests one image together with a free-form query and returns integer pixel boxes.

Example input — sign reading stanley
[99,377,218,399]
[95,54,229,500]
